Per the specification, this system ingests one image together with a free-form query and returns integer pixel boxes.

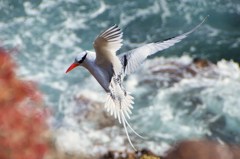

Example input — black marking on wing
[154,35,175,43]
[123,55,128,72]
[162,36,174,42]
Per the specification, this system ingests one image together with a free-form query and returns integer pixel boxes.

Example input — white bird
[66,17,207,150]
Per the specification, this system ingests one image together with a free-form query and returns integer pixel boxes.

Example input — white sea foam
[24,2,40,16]
[119,1,160,26]
[39,0,59,10]
[159,0,171,24]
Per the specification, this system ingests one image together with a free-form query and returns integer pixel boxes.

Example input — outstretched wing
[118,17,208,75]
[93,25,123,73]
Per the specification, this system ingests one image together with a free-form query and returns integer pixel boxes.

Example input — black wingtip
[113,24,121,30]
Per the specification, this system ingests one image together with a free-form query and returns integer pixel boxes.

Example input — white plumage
[66,17,207,150]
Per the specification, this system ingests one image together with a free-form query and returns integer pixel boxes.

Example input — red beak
[65,63,79,73]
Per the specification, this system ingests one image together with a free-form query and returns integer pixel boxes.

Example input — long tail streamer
[105,76,145,150]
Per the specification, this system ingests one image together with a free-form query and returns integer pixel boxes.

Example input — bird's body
[66,17,207,150]
[80,51,112,92]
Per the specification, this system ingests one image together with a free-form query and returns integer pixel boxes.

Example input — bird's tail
[105,77,145,150]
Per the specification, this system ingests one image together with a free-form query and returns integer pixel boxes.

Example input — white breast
[82,52,113,92]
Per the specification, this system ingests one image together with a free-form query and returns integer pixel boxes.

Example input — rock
[192,57,212,68]
[73,94,117,129]
[163,140,240,159]
[139,57,215,87]
[100,149,161,159]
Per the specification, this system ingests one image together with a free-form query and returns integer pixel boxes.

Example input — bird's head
[65,52,88,73]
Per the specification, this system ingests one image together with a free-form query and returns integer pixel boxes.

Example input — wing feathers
[98,25,122,42]
[94,25,123,70]
[100,25,120,37]
[118,16,208,75]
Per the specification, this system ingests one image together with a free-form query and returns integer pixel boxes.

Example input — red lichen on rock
[0,48,49,159]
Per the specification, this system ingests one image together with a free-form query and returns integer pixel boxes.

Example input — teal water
[0,0,240,155]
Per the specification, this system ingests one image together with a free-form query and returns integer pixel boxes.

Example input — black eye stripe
[78,53,87,63]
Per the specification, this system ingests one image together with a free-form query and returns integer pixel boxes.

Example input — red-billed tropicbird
[66,17,207,150]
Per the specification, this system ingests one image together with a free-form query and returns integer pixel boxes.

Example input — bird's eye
[76,53,87,64]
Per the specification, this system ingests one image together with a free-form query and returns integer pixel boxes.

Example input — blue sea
[0,0,240,156]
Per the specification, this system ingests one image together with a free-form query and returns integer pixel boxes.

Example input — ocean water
[0,0,240,156]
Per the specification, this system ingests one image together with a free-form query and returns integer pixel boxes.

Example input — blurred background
[0,0,240,158]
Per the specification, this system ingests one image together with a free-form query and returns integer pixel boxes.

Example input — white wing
[93,25,123,73]
[119,17,208,75]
